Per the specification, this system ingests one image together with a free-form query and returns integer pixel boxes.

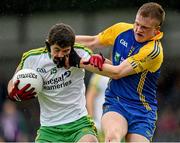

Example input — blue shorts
[103,96,157,141]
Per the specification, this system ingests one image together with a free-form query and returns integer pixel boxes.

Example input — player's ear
[45,40,51,52]
[154,26,161,35]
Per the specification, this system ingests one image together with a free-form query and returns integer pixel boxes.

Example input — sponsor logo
[120,39,128,47]
[37,68,47,73]
[43,70,72,90]
[17,73,37,79]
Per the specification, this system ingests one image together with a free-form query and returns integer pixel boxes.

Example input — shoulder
[139,40,163,60]
[100,22,133,35]
[98,22,133,46]
[112,22,134,30]
[127,40,163,73]
[74,43,93,55]
[22,47,48,59]
[18,47,48,69]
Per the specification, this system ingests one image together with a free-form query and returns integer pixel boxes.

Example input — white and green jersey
[18,44,92,126]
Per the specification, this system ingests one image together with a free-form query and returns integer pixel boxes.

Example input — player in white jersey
[7,23,98,142]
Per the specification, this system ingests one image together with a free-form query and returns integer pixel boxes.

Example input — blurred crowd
[0,69,180,142]
[154,69,180,141]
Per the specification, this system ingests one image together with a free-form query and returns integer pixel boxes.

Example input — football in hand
[12,69,43,96]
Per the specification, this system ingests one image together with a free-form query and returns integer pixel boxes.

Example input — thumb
[14,80,20,88]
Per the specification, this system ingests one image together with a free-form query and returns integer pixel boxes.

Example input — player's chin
[135,36,146,43]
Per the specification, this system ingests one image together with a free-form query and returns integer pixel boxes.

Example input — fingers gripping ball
[12,69,43,97]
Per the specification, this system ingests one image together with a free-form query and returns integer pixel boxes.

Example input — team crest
[114,52,120,63]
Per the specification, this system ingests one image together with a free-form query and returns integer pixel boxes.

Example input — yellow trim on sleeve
[98,22,133,46]
[127,40,163,73]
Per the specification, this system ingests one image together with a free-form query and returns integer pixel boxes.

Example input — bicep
[109,59,136,79]
[75,35,103,50]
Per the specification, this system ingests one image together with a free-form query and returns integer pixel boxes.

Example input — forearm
[80,59,135,79]
[105,58,112,64]
[7,79,13,95]
[81,64,121,79]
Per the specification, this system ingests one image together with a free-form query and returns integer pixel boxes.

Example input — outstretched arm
[68,48,134,79]
[80,59,136,79]
[76,35,105,50]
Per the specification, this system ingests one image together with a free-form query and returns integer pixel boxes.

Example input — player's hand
[83,53,105,71]
[8,80,36,102]
[68,48,81,68]
[53,56,66,68]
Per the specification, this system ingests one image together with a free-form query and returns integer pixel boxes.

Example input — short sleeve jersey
[17,44,92,126]
[98,22,163,111]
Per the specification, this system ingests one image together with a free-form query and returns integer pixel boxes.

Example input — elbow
[111,70,121,80]
[112,74,121,80]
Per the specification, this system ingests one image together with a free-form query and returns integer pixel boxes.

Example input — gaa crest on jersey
[114,52,120,63]
[37,68,47,73]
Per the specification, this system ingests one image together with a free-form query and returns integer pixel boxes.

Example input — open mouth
[136,33,144,37]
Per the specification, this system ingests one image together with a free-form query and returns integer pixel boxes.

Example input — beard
[53,57,66,68]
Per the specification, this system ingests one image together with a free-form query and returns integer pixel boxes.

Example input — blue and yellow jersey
[98,22,163,111]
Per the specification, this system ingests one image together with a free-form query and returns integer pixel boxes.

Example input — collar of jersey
[151,31,163,41]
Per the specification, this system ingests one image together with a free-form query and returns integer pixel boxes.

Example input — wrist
[79,59,85,68]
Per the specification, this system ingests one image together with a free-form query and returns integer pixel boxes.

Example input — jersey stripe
[148,41,160,59]
[74,43,93,55]
[130,61,138,68]
[137,70,152,110]
[19,47,48,69]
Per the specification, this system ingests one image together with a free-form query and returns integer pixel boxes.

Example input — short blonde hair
[137,2,165,26]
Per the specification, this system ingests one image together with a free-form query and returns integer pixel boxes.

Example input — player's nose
[57,51,64,58]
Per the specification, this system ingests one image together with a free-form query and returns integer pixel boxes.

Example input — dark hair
[48,23,75,48]
[137,2,165,26]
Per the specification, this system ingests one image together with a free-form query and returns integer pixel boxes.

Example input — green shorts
[35,116,97,142]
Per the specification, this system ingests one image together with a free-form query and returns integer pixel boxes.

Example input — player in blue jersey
[75,2,166,142]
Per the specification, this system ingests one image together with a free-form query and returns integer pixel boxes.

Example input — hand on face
[52,49,80,69]
[53,57,66,68]
[50,44,72,69]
